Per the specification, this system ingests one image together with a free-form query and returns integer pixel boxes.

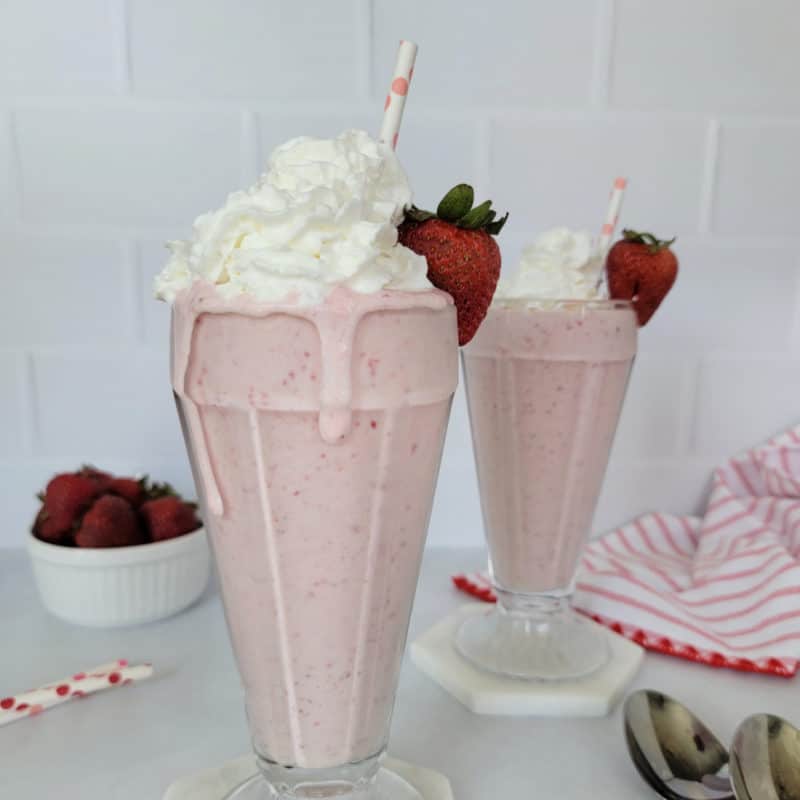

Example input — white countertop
[2,547,797,799]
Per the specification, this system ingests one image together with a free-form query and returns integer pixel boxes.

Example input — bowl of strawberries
[28,466,210,627]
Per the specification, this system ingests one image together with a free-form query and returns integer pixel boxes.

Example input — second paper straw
[597,176,627,257]
[379,40,418,149]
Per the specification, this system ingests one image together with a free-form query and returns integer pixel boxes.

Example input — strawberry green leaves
[437,184,474,221]
[621,229,676,254]
[458,199,492,229]
[405,184,508,236]
[404,206,437,223]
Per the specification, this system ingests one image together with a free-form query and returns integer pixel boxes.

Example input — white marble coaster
[163,755,453,800]
[411,603,644,717]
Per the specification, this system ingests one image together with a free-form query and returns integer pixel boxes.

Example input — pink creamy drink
[156,130,459,793]
[171,282,457,768]
[455,226,638,680]
[462,302,636,594]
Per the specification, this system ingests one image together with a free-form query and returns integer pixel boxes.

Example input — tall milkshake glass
[458,298,636,680]
[172,286,456,798]
[157,127,457,799]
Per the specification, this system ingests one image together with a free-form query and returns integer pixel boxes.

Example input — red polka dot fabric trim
[452,574,799,678]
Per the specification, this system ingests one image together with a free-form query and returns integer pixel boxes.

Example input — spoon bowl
[624,689,734,800]
[730,714,800,800]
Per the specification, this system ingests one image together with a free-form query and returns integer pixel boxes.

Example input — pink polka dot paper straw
[597,176,628,258]
[594,176,627,296]
[0,659,153,728]
[379,39,418,150]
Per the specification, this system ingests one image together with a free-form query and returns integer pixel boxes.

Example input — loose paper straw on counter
[0,659,153,727]
[597,176,627,258]
[379,39,418,150]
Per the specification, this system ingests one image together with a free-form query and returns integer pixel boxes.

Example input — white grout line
[121,240,145,344]
[698,119,720,234]
[18,351,37,456]
[355,0,373,102]
[5,92,799,128]
[681,357,703,456]
[475,117,491,202]
[10,220,180,241]
[676,355,700,457]
[14,344,168,360]
[239,109,260,185]
[7,217,800,248]
[110,0,132,93]
[787,252,800,354]
[590,0,616,108]
[7,110,24,225]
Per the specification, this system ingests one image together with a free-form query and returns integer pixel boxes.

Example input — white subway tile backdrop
[610,0,800,114]
[0,0,121,96]
[1,0,798,548]
[713,122,800,235]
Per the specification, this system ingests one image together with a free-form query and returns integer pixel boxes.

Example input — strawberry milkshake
[458,228,637,680]
[157,130,457,798]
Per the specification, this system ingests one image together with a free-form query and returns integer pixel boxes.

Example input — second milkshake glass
[458,299,637,680]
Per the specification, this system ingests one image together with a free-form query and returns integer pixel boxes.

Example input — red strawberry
[107,477,145,506]
[399,184,507,345]
[36,473,104,542]
[79,465,113,490]
[32,507,53,542]
[140,496,200,542]
[74,495,146,548]
[605,230,678,326]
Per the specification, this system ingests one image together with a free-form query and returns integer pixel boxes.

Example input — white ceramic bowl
[28,527,211,627]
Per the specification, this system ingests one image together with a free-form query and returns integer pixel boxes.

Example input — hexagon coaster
[411,604,644,717]
[163,755,452,800]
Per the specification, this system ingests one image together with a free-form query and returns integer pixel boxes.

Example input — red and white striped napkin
[454,426,800,677]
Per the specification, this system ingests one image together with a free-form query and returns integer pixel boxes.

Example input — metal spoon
[624,689,734,799]
[730,714,800,800]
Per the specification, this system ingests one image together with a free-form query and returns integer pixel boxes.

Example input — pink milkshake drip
[315,308,357,445]
[172,284,456,768]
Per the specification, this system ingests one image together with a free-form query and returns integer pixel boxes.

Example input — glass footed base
[455,593,611,681]
[224,767,422,800]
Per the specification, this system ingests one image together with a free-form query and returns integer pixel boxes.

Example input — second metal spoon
[624,689,733,800]
[730,713,800,800]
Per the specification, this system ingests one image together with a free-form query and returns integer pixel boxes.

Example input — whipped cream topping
[493,227,603,304]
[154,129,431,305]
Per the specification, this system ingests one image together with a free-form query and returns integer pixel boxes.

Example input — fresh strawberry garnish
[36,473,104,543]
[605,229,678,326]
[399,184,507,345]
[140,496,201,542]
[74,495,146,548]
[107,477,145,506]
